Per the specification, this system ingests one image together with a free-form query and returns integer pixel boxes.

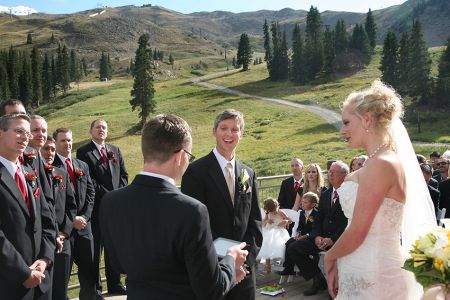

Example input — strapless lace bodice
[335,181,419,300]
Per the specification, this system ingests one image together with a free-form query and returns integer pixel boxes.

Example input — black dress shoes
[276,267,296,276]
[303,273,327,296]
[108,284,127,295]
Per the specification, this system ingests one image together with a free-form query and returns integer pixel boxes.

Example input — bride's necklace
[368,143,386,159]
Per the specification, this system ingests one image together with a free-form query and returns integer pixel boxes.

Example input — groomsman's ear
[173,149,183,166]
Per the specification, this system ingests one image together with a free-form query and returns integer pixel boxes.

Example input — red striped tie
[15,166,31,211]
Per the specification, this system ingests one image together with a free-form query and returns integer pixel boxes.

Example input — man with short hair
[420,163,440,216]
[182,109,262,300]
[278,158,304,209]
[433,157,449,183]
[76,119,128,296]
[41,136,77,300]
[0,113,56,299]
[53,128,98,300]
[100,114,248,299]
[285,161,348,296]
[0,99,27,115]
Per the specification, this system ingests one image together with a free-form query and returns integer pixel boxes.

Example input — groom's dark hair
[141,114,191,163]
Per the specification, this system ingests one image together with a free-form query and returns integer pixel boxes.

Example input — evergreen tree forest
[379,20,448,105]
[263,6,376,83]
[0,44,88,108]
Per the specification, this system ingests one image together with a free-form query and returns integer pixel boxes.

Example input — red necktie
[331,190,338,208]
[294,181,300,193]
[100,146,109,168]
[18,155,24,165]
[66,158,75,185]
[15,166,31,211]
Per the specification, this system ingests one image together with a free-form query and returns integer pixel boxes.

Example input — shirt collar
[92,140,105,153]
[213,147,236,171]
[0,155,19,179]
[57,153,71,163]
[139,171,176,186]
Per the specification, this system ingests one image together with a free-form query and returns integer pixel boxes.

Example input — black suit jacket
[181,151,262,265]
[49,166,77,254]
[53,155,95,237]
[100,175,236,300]
[297,208,318,236]
[439,179,450,217]
[76,141,128,205]
[0,162,56,298]
[277,176,303,209]
[310,187,348,243]
[427,184,440,216]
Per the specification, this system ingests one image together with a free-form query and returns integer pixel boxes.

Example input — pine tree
[407,20,431,103]
[232,56,236,67]
[7,46,19,98]
[81,57,88,77]
[107,54,112,79]
[50,33,55,44]
[350,24,371,62]
[51,56,58,98]
[305,6,324,81]
[397,33,410,93]
[26,33,32,44]
[130,34,156,126]
[57,44,70,94]
[269,22,284,80]
[334,19,347,55]
[380,31,399,89]
[99,52,109,80]
[168,54,174,67]
[323,26,335,74]
[42,53,52,102]
[263,19,272,74]
[435,38,450,105]
[365,9,377,50]
[279,30,289,79]
[291,24,307,84]
[0,63,9,101]
[30,47,42,107]
[153,48,158,61]
[69,49,79,82]
[236,33,253,71]
[18,56,31,107]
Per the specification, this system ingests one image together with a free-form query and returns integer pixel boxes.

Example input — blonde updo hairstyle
[343,80,403,147]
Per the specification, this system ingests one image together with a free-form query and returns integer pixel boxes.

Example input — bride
[324,81,436,299]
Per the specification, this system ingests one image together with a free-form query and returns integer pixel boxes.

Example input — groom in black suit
[76,119,128,296]
[182,109,262,300]
[100,114,248,299]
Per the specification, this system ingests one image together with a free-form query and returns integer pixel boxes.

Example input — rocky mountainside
[0,0,448,60]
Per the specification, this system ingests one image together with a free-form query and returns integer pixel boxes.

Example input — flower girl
[258,198,292,275]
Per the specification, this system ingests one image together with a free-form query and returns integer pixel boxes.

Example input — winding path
[191,71,450,147]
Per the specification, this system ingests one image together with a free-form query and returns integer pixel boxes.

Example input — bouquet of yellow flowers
[403,226,450,292]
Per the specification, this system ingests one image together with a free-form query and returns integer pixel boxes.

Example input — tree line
[0,45,88,108]
[254,6,377,83]
[380,20,450,105]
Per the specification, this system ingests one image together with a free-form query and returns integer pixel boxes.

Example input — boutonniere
[24,173,37,188]
[307,215,314,223]
[23,151,37,165]
[44,165,55,174]
[107,149,118,163]
[53,174,64,185]
[74,168,84,178]
[238,169,250,193]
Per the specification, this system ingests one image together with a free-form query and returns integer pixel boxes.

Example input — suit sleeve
[242,169,262,265]
[38,189,57,264]
[61,174,77,236]
[184,203,235,300]
[0,229,32,286]
[277,180,287,209]
[79,165,95,220]
[117,147,128,188]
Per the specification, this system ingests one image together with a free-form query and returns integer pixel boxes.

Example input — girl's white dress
[336,181,421,300]
[257,212,290,260]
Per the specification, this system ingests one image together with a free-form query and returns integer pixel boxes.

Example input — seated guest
[277,158,304,209]
[434,157,449,183]
[278,192,319,276]
[430,151,441,176]
[292,163,326,211]
[421,163,440,216]
[284,161,348,296]
[417,154,427,165]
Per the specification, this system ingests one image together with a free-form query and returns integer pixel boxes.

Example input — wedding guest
[99,114,248,299]
[181,109,262,300]
[277,158,304,209]
[430,151,441,172]
[285,161,348,296]
[420,163,440,216]
[433,157,449,183]
[53,128,98,300]
[76,119,128,296]
[41,136,77,300]
[0,113,56,299]
[292,163,326,211]
[0,99,27,115]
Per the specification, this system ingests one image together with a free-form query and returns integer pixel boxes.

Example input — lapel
[207,152,234,213]
[329,188,340,214]
[105,144,119,183]
[234,160,245,205]
[71,158,80,195]
[0,163,31,217]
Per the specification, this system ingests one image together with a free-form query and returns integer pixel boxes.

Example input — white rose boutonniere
[238,169,250,194]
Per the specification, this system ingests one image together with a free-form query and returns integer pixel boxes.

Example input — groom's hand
[226,242,248,270]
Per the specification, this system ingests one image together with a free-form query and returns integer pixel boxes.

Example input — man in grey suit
[100,114,248,300]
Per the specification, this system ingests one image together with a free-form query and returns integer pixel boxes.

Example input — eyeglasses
[437,162,449,166]
[175,149,196,162]
[9,127,33,139]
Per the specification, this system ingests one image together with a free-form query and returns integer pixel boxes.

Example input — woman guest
[292,163,325,211]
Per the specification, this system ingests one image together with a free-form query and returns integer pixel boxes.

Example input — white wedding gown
[336,181,422,300]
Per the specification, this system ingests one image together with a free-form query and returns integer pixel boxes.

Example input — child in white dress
[258,198,292,275]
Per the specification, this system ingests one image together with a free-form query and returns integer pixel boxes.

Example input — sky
[0,0,407,15]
